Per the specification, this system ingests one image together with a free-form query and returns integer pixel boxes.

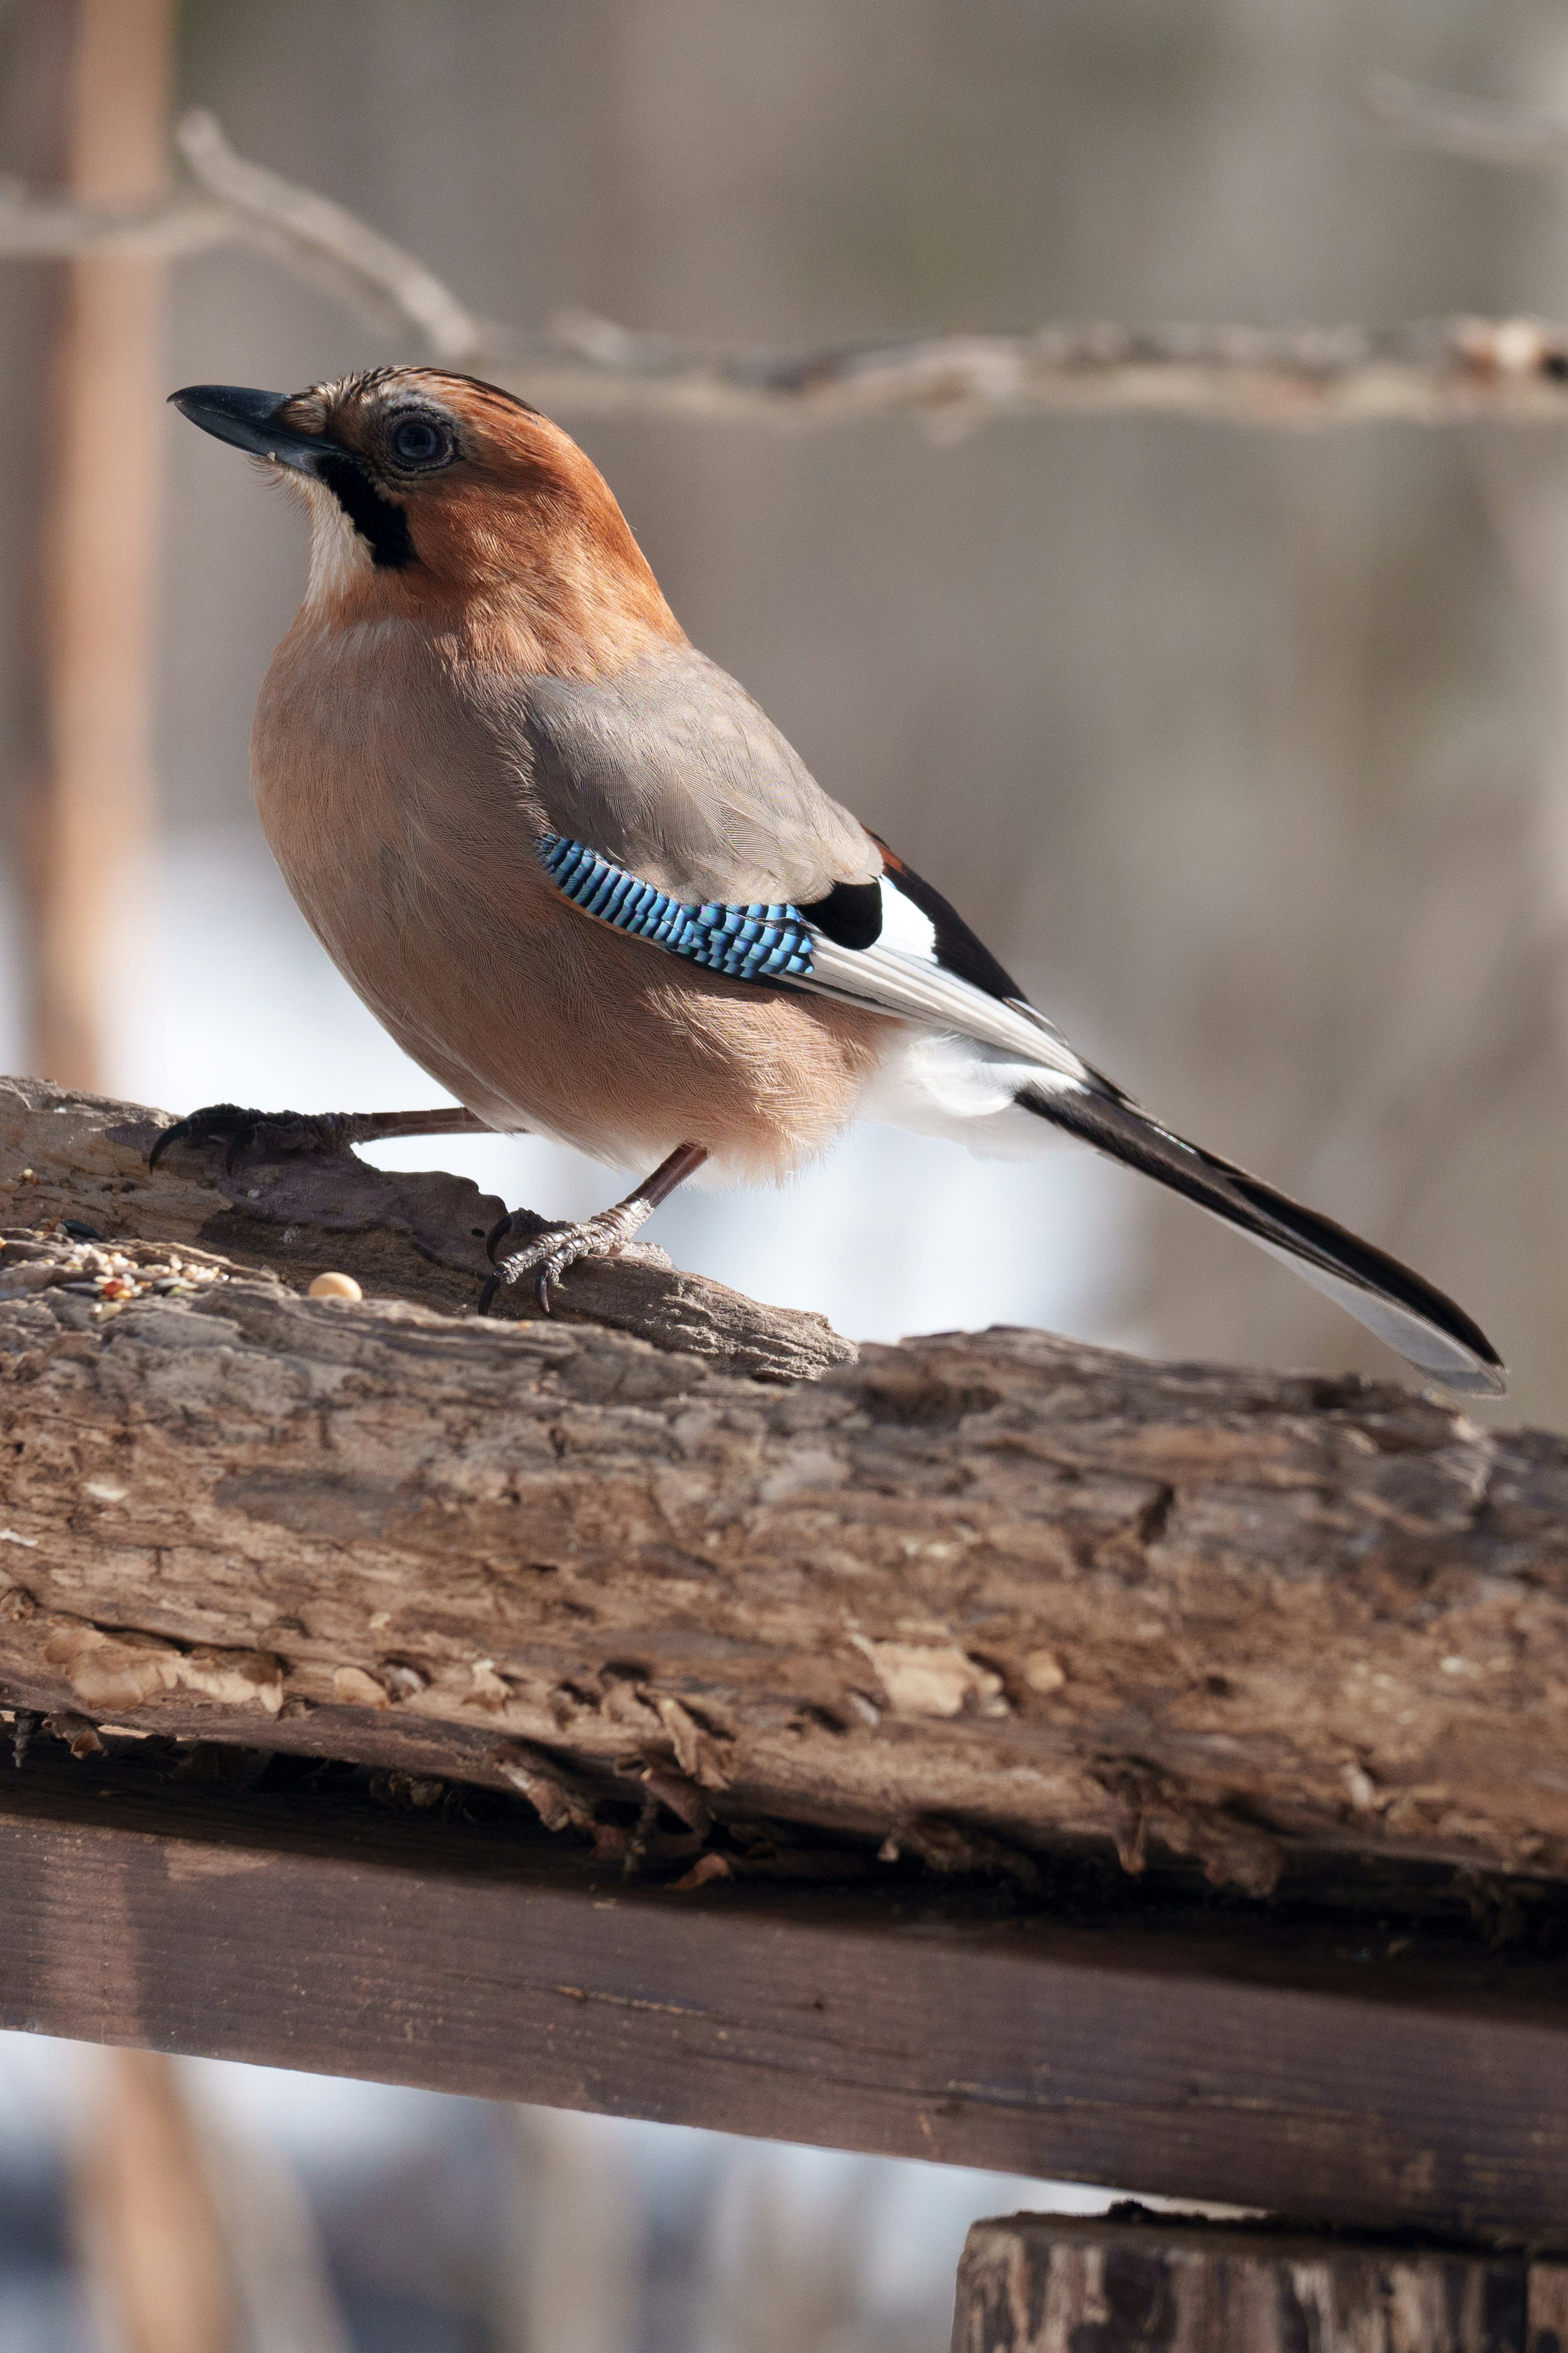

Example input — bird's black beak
[169,384,346,475]
[172,380,416,569]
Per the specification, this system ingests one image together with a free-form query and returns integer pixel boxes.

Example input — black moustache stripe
[316,453,414,569]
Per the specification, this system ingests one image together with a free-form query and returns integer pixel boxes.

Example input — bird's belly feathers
[251,633,889,1179]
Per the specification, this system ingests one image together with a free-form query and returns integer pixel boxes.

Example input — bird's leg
[149,1104,497,1175]
[479,1142,710,1317]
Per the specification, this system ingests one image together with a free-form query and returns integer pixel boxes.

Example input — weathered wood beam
[3,1075,1567,1901]
[7,1748,1568,2241]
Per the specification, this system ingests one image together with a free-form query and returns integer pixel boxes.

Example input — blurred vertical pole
[27,0,173,1088]
[74,2047,236,2353]
[493,2106,639,2353]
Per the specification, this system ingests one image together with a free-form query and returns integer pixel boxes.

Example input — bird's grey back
[516,647,880,905]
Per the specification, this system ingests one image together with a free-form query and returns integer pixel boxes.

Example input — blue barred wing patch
[538,832,815,981]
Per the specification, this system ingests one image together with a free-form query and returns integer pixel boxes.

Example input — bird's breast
[248,620,891,1175]
[253,620,488,947]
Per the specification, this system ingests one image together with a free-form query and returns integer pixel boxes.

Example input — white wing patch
[802,869,1504,1394]
[872,877,938,963]
[799,870,1096,1158]
[803,873,1092,1086]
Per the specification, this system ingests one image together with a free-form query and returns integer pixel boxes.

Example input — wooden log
[4,1075,1568,1900]
[0,1073,852,1383]
[951,2212,1568,2353]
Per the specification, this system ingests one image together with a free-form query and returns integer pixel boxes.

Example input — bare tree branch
[1365,71,1568,172]
[480,312,1568,428]
[0,181,225,257]
[175,108,484,360]
[0,108,1565,426]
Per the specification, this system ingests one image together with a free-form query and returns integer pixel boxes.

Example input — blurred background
[0,2035,1140,2352]
[0,0,1561,2343]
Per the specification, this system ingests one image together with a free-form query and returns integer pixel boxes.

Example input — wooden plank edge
[1,1751,1567,2241]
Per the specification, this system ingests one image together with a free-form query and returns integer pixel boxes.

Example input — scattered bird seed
[308,1270,363,1301]
[0,1230,230,1313]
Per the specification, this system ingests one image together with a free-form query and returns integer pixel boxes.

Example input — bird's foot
[149,1104,357,1175]
[478,1199,657,1317]
[148,1104,492,1175]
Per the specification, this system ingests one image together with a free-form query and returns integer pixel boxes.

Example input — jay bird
[161,368,1504,1397]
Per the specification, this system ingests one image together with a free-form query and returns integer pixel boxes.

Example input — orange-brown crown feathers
[275,366,684,670]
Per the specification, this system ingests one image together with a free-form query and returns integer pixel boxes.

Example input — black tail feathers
[1017,1082,1504,1397]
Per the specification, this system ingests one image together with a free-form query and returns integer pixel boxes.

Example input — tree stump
[953,2211,1568,2353]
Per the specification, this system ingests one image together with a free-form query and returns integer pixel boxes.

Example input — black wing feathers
[869,836,1025,1000]
[799,878,884,950]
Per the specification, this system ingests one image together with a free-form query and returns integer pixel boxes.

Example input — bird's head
[170,367,682,667]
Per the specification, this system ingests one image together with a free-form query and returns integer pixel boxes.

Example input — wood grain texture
[4,1076,1568,1899]
[6,1749,1568,2240]
[0,1073,853,1381]
[951,2212,1558,2353]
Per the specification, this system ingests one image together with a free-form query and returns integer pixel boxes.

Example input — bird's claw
[478,1210,624,1317]
[149,1103,256,1173]
[149,1104,350,1175]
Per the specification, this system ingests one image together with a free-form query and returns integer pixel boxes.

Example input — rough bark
[4,1077,1568,1900]
[0,1074,852,1383]
[951,2212,1567,2353]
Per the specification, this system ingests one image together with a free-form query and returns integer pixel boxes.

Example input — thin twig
[1365,71,1568,172]
[479,313,1568,428]
[175,109,483,360]
[0,108,1565,426]
[0,182,225,256]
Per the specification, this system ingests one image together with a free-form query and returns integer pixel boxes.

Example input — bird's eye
[388,414,450,469]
